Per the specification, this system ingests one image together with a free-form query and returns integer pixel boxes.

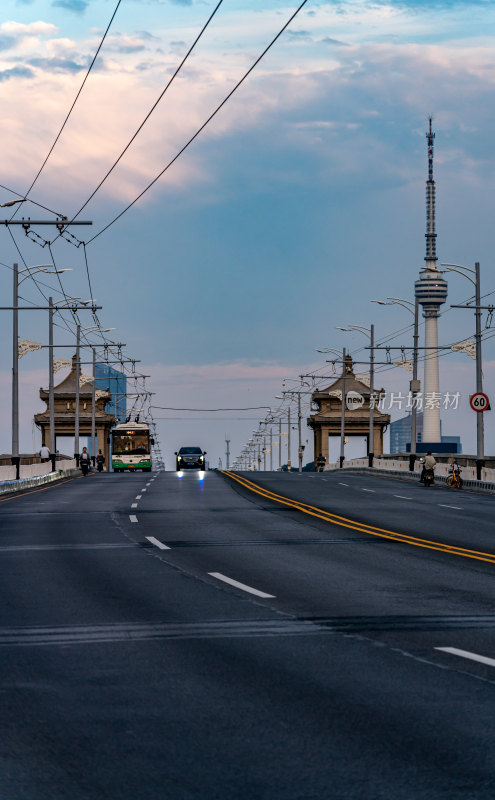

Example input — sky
[0,0,494,467]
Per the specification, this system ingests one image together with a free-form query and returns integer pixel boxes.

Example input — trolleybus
[111,422,153,472]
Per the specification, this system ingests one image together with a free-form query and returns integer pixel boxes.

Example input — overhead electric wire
[86,0,311,244]
[21,0,122,200]
[69,0,225,223]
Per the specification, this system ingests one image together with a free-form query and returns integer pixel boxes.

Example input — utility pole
[270,427,273,471]
[74,324,80,462]
[278,418,282,471]
[48,297,55,471]
[287,406,291,472]
[298,392,304,473]
[225,435,230,470]
[263,435,266,470]
[339,348,346,468]
[368,324,374,467]
[91,348,96,466]
[410,300,420,471]
[12,263,19,474]
[450,262,488,480]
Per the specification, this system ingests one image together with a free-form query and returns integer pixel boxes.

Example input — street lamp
[336,325,376,467]
[441,262,485,478]
[11,264,71,467]
[372,297,420,470]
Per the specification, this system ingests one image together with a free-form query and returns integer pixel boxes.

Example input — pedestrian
[80,446,91,476]
[96,450,105,472]
[40,444,50,463]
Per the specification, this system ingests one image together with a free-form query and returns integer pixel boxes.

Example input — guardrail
[0,459,78,496]
[324,458,495,493]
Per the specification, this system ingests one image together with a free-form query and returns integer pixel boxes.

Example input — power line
[22,0,122,199]
[69,0,225,223]
[86,0,311,244]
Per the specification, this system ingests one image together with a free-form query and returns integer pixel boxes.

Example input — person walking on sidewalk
[80,447,91,476]
[40,444,50,463]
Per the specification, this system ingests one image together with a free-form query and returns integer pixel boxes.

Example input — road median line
[221,471,495,566]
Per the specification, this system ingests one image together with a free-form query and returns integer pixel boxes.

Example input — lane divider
[208,572,275,598]
[221,471,495,567]
[146,536,170,550]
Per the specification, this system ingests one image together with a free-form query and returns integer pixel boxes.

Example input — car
[175,446,207,471]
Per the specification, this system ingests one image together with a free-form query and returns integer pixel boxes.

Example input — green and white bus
[112,422,153,472]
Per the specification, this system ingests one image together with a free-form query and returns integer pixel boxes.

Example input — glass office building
[94,363,127,423]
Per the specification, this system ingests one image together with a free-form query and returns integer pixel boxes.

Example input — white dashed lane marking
[362,489,375,493]
[438,504,462,510]
[435,647,495,669]
[338,483,349,487]
[131,503,137,509]
[129,515,138,523]
[146,536,170,550]
[208,572,275,599]
[394,495,412,500]
[136,495,142,500]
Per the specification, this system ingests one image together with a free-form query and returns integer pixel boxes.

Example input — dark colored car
[175,446,207,471]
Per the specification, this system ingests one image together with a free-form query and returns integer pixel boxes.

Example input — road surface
[1,467,495,799]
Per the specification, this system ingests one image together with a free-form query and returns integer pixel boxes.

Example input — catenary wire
[68,0,225,224]
[21,0,123,201]
[85,0,311,244]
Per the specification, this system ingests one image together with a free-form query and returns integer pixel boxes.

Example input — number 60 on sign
[470,392,490,412]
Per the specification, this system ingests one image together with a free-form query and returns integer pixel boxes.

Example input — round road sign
[470,392,490,412]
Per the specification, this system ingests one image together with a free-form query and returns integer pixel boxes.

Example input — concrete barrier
[0,461,79,497]
[325,459,495,495]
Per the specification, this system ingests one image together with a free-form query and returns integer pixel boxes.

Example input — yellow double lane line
[221,470,495,566]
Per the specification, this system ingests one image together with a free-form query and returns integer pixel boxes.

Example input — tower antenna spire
[425,115,437,267]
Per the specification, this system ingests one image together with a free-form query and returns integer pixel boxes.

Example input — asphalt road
[1,467,495,799]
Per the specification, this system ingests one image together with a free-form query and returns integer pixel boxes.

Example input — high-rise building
[389,412,461,454]
[414,118,448,445]
[94,363,127,423]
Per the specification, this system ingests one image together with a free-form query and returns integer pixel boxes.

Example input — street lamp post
[74,324,80,462]
[336,326,375,466]
[372,298,419,470]
[91,347,96,466]
[339,347,346,468]
[442,262,485,479]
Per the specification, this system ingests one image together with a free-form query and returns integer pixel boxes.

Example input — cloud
[1,20,58,36]
[26,56,89,73]
[0,65,34,81]
[51,0,89,13]
[105,34,149,54]
[320,36,349,46]
[0,35,16,51]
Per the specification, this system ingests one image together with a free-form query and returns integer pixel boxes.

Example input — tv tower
[414,118,448,445]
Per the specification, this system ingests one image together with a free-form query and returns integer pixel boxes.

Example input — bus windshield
[113,433,149,455]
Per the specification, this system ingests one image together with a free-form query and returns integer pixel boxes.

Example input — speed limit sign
[470,392,490,412]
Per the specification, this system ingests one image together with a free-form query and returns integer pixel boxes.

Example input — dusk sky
[0,0,493,466]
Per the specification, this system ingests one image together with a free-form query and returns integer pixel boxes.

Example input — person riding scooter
[423,451,436,486]
[96,450,105,473]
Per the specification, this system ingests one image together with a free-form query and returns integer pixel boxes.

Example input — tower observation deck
[414,118,448,444]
